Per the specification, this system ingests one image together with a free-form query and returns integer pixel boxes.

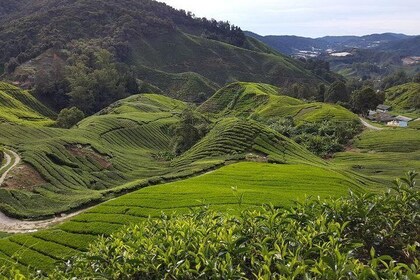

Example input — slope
[0,0,324,104]
[199,82,358,123]
[0,85,333,219]
[0,161,365,274]
[385,82,420,111]
[332,128,420,183]
[0,82,55,126]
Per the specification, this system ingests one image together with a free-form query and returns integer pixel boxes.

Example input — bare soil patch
[2,163,46,190]
[66,145,112,169]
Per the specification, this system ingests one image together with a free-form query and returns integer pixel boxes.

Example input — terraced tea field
[199,82,358,123]
[0,84,341,219]
[0,82,55,127]
[0,162,364,274]
[332,128,420,182]
[0,81,416,276]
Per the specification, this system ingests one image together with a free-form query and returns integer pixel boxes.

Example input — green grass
[332,128,420,183]
[0,162,365,274]
[0,82,55,127]
[199,82,358,124]
[410,119,420,129]
[0,85,329,219]
[385,82,420,112]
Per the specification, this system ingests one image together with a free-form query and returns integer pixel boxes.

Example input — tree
[350,87,384,115]
[413,72,420,83]
[66,49,127,114]
[324,81,349,103]
[56,107,85,128]
[172,107,208,155]
[316,84,326,102]
[33,55,69,110]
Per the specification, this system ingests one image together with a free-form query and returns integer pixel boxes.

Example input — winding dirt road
[359,118,384,131]
[0,209,88,233]
[0,149,21,184]
[0,149,87,233]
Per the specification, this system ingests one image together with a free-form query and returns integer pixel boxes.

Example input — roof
[377,104,391,110]
[367,112,394,122]
[395,115,413,122]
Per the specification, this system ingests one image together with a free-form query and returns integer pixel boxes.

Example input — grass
[0,162,364,274]
[332,128,420,183]
[385,82,420,112]
[199,82,358,124]
[0,82,55,127]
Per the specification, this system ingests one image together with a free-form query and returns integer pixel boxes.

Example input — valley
[0,0,418,278]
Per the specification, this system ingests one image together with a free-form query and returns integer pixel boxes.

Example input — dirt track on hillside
[0,149,87,233]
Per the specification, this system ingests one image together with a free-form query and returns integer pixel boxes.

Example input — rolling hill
[385,82,420,111]
[0,82,337,219]
[0,82,55,126]
[198,82,358,123]
[0,0,326,106]
[0,82,417,276]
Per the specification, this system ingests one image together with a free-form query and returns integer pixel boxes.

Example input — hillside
[246,32,419,81]
[0,0,324,107]
[245,32,413,55]
[0,83,417,276]
[199,82,358,123]
[0,82,55,126]
[0,161,365,274]
[385,82,420,111]
[333,128,420,183]
[0,82,332,219]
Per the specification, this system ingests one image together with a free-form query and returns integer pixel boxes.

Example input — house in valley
[394,115,413,127]
[376,104,391,113]
[367,111,394,123]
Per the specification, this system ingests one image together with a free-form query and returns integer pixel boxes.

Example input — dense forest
[0,0,246,70]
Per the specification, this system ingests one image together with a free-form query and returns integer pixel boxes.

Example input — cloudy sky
[160,0,420,37]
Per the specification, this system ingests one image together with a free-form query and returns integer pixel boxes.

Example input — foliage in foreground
[31,172,419,279]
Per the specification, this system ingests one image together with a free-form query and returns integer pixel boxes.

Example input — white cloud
[159,0,420,37]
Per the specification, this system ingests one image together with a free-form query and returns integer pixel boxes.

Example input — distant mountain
[245,32,415,55]
[246,31,419,80]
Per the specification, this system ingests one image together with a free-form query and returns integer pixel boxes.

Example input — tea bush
[42,172,419,279]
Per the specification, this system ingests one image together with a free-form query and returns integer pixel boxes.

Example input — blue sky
[160,0,420,37]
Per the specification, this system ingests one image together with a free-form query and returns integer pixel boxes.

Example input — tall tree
[350,87,384,115]
[324,81,349,103]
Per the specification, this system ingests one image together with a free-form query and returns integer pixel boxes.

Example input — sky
[160,0,420,37]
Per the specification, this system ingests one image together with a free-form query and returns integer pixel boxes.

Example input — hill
[245,32,413,55]
[246,32,419,81]
[199,82,358,123]
[332,128,420,183]
[385,82,420,111]
[0,82,55,126]
[0,161,364,274]
[0,0,324,108]
[0,83,330,219]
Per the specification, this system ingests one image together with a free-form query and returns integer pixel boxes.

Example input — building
[376,104,391,113]
[367,112,394,122]
[395,115,413,127]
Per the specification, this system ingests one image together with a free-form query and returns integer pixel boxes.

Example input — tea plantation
[332,128,420,182]
[0,82,417,277]
[0,162,364,274]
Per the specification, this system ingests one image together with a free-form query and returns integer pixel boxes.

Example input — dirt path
[0,209,90,233]
[0,149,85,233]
[0,149,21,185]
[359,118,384,131]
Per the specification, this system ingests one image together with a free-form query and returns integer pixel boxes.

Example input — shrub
[56,107,85,128]
[44,172,419,279]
